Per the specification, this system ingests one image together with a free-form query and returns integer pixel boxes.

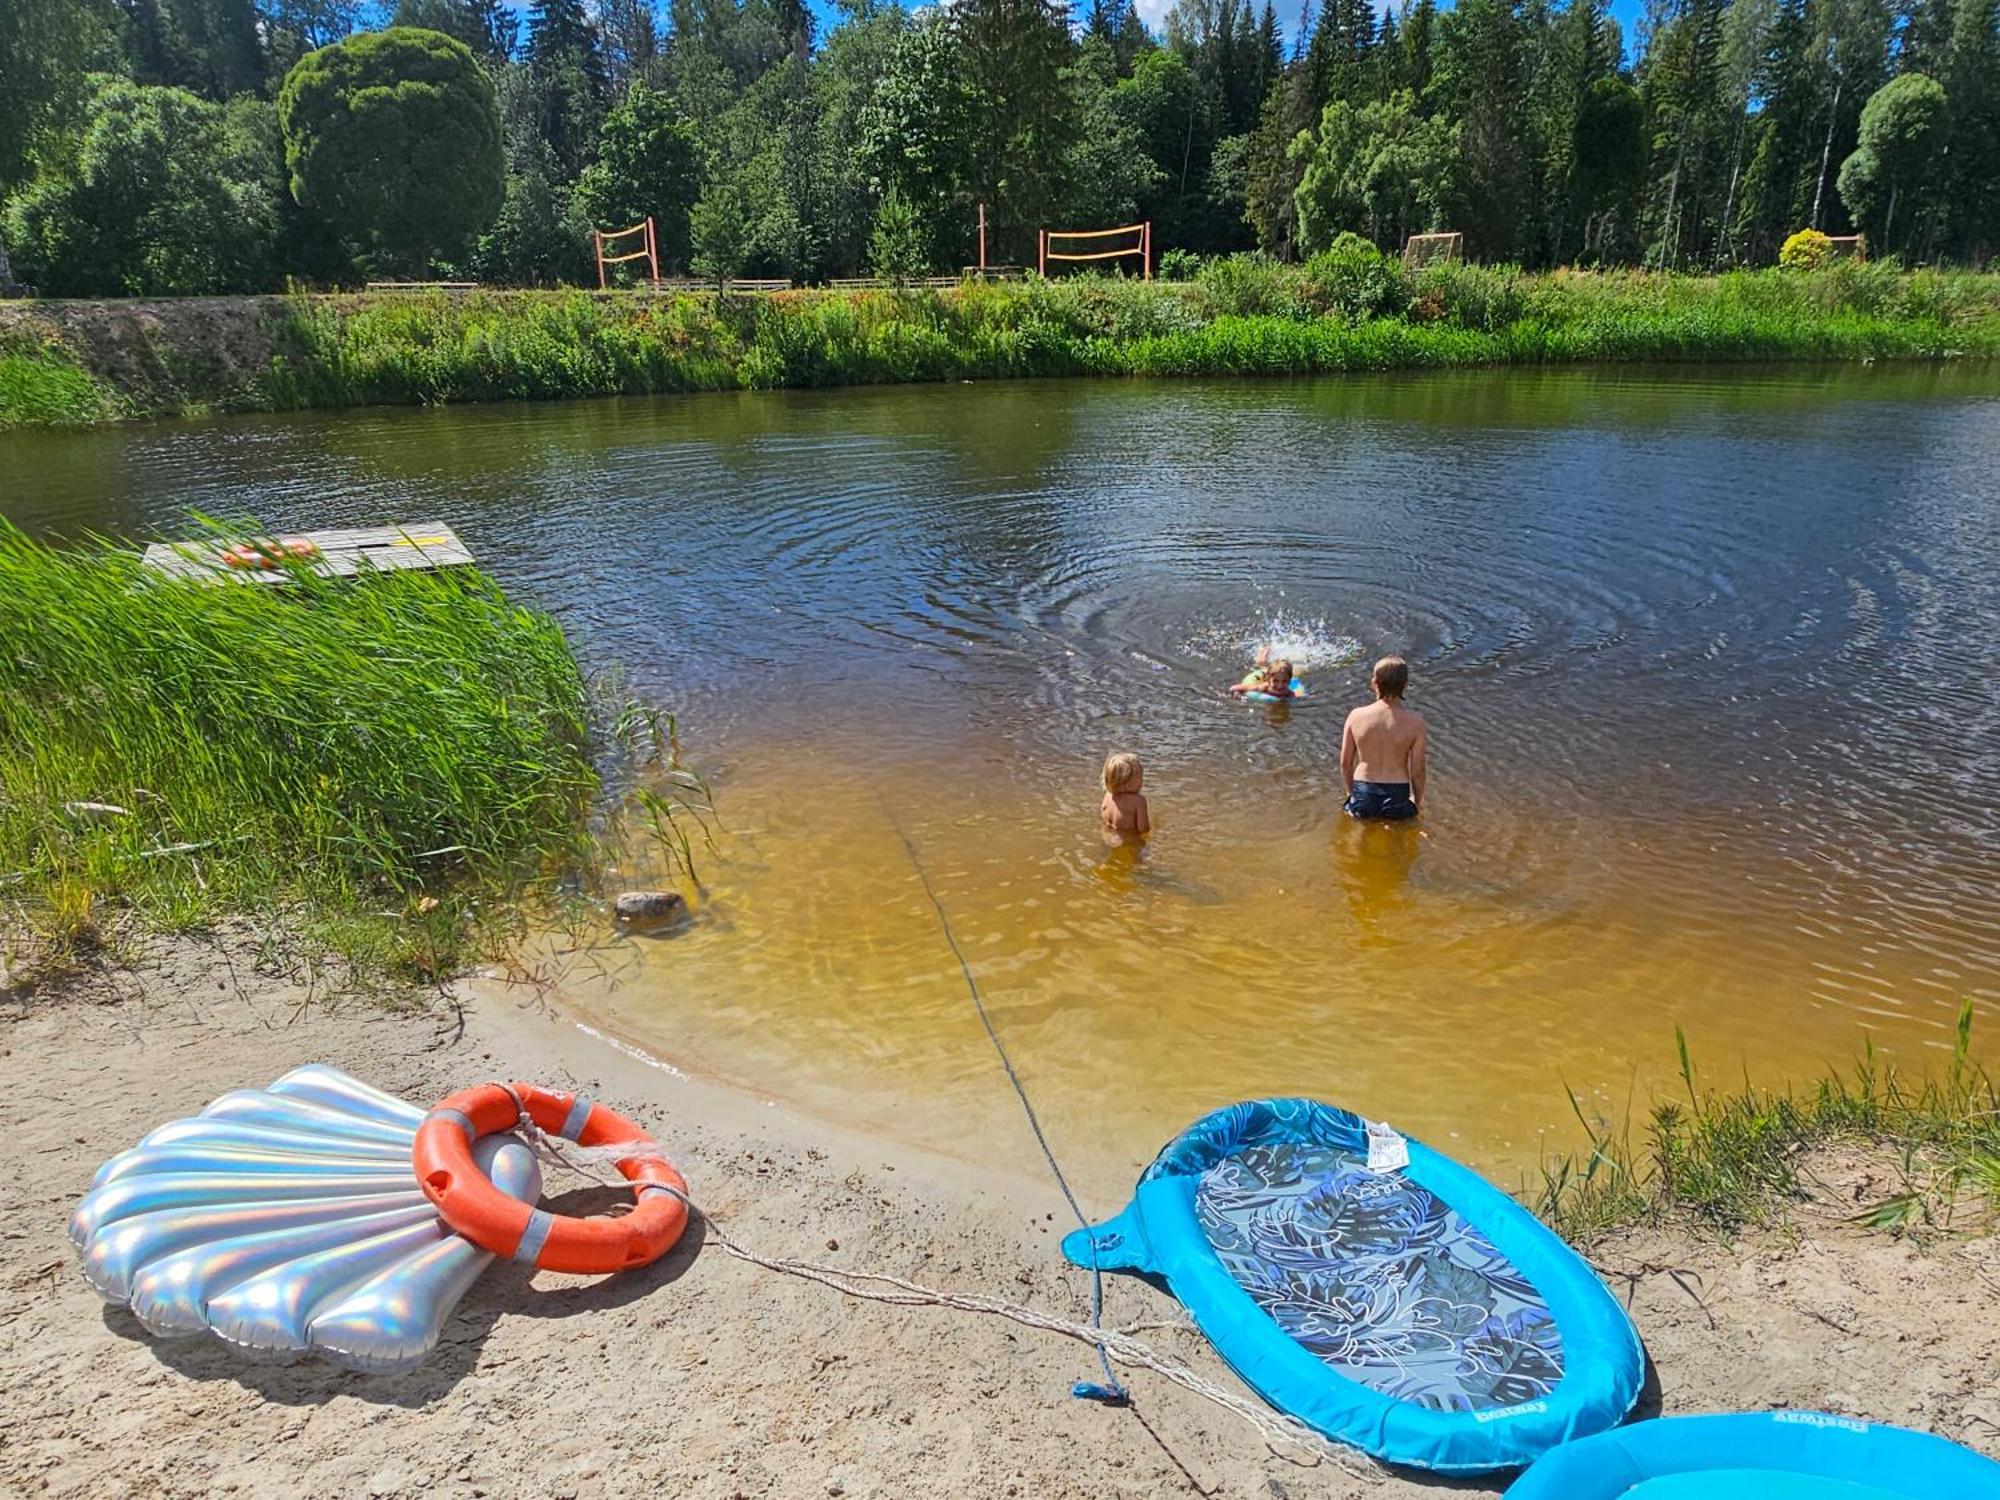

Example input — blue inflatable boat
[1064,1099,1643,1473]
[1506,1411,2000,1497]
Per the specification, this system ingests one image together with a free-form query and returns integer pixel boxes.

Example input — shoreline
[5,936,1998,1497]
[4,267,1996,428]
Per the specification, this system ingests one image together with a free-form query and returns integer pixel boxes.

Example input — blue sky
[497,0,1650,64]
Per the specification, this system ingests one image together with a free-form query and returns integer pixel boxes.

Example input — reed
[0,522,684,982]
[1533,1003,2000,1240]
[0,338,113,426]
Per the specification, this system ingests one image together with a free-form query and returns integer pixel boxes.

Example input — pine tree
[1732,0,1823,260]
[1437,0,1529,258]
[115,0,265,99]
[394,0,516,65]
[954,0,1077,233]
[1942,0,2000,260]
[598,0,662,86]
[1256,1,1283,85]
[526,0,609,178]
[1636,0,1731,267]
[1401,0,1441,111]
[1898,0,1957,76]
[1713,0,1776,264]
[262,0,363,79]
[1304,0,1377,113]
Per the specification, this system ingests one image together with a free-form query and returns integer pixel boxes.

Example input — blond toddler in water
[1100,751,1150,839]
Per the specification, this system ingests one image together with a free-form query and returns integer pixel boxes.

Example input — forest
[0,0,1996,298]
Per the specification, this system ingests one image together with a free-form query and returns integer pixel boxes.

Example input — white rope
[502,1108,1380,1481]
[685,1202,1381,1480]
[494,1087,682,1177]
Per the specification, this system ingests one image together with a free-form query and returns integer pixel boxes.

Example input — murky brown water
[9,365,1998,1192]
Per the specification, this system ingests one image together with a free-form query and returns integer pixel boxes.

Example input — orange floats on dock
[220,537,319,569]
[413,1083,687,1275]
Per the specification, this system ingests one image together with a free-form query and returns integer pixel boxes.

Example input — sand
[4,937,1997,1499]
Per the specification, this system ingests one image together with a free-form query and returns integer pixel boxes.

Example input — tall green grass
[1535,1003,2000,1240]
[0,522,674,982]
[7,262,1998,426]
[261,267,1999,414]
[0,338,112,426]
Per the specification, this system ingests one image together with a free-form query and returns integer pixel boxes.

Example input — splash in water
[1188,613,1364,671]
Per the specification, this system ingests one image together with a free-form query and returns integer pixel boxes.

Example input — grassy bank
[4,257,1998,427]
[0,335,114,425]
[0,524,683,983]
[1536,1004,2000,1240]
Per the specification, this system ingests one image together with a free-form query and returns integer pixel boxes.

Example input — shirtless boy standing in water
[1340,656,1427,820]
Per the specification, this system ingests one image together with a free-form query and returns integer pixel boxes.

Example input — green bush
[1301,233,1407,321]
[1409,260,1531,331]
[1156,248,1202,282]
[3,78,279,297]
[1193,252,1307,319]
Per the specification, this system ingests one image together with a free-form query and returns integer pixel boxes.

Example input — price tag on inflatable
[1365,1120,1410,1174]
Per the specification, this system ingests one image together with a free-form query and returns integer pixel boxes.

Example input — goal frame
[595,216,660,289]
[1401,231,1464,270]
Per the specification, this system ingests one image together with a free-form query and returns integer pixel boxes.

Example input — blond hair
[1102,751,1144,793]
[1373,655,1409,699]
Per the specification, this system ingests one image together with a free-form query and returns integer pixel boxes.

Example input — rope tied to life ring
[414,1081,688,1275]
[423,1080,1380,1477]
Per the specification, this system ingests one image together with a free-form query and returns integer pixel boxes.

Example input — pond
[9,363,1999,1192]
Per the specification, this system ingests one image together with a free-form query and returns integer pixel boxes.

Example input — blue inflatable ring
[1064,1099,1643,1474]
[1505,1411,2000,1498]
[1243,678,1307,703]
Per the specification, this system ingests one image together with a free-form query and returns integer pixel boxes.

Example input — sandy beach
[5,937,1997,1499]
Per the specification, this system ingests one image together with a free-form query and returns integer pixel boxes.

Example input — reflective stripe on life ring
[412,1082,687,1275]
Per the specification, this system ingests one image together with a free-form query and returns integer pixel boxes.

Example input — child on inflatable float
[1229,646,1305,703]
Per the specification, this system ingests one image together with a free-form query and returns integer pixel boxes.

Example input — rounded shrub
[1779,228,1834,270]
[1301,232,1406,320]
[279,28,504,275]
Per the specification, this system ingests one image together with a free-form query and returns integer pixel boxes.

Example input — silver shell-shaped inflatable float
[72,1064,540,1375]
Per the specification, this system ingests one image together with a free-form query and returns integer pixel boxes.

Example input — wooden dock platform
[141,524,474,582]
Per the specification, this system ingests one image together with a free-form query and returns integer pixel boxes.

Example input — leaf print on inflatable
[1194,1137,1564,1413]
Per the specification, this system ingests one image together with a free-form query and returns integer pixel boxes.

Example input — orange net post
[594,217,661,289]
[1039,222,1151,280]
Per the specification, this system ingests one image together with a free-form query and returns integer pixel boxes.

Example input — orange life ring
[413,1082,687,1275]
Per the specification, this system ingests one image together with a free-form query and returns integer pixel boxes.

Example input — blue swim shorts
[1345,780,1418,820]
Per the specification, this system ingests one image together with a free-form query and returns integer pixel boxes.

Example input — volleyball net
[1038,221,1152,280]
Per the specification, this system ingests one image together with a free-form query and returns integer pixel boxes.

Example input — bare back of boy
[1345,700,1425,784]
[1340,656,1427,819]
